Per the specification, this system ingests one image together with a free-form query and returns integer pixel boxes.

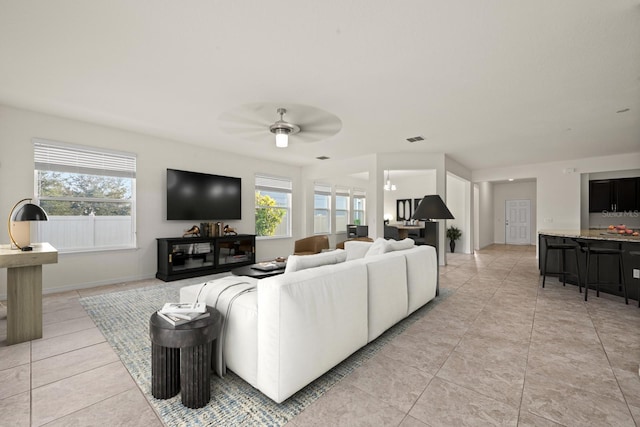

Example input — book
[167,310,210,321]
[252,261,286,271]
[161,302,206,314]
[157,310,210,326]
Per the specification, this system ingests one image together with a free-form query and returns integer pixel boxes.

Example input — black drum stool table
[149,306,221,408]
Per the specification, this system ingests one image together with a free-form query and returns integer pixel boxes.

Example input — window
[335,187,350,234]
[34,139,136,252]
[353,189,366,225]
[255,174,292,238]
[314,183,331,234]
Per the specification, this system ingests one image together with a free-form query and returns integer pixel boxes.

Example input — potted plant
[446,226,462,253]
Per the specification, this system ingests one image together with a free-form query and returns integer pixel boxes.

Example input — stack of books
[157,302,210,326]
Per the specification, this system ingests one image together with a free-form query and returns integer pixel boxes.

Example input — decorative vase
[450,240,456,253]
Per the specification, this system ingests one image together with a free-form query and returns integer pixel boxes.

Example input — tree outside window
[255,192,286,236]
[255,174,292,238]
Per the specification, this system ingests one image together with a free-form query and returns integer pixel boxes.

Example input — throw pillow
[284,249,346,273]
[386,238,415,252]
[365,238,388,257]
[344,240,373,261]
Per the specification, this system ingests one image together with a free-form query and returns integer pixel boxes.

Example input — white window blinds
[34,139,136,178]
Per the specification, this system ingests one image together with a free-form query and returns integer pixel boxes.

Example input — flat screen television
[166,168,242,220]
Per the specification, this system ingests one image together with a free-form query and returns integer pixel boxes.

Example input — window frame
[313,183,332,235]
[352,188,366,225]
[334,186,350,234]
[255,174,293,239]
[33,138,137,253]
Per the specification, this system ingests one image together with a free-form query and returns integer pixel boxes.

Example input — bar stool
[629,251,640,307]
[541,236,582,290]
[580,241,628,304]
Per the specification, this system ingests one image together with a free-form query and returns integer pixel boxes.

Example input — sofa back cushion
[404,245,438,314]
[362,251,409,342]
[257,261,368,403]
[284,249,346,274]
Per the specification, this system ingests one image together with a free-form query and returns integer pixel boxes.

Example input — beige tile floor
[0,244,638,426]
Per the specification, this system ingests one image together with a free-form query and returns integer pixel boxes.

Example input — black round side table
[149,306,221,408]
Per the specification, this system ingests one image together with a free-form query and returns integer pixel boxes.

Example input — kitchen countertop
[538,229,640,243]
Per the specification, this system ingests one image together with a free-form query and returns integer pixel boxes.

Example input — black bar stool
[541,236,582,290]
[629,251,640,307]
[580,241,628,304]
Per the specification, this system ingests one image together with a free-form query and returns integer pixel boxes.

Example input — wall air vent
[406,135,425,143]
[316,156,330,160]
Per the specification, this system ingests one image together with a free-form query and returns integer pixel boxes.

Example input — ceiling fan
[269,108,299,148]
[218,103,342,148]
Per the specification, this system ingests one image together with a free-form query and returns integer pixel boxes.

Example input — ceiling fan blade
[218,102,341,144]
[221,128,266,138]
[218,111,268,129]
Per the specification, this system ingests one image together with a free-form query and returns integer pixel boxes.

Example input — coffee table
[231,262,286,278]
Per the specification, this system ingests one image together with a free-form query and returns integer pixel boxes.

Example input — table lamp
[411,195,454,251]
[411,195,454,222]
[7,198,49,251]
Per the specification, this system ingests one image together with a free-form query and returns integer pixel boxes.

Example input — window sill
[256,235,292,241]
[57,246,139,255]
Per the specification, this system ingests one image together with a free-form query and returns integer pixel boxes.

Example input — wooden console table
[393,225,424,240]
[0,243,58,345]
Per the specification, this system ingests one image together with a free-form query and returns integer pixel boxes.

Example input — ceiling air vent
[316,156,330,160]
[406,135,425,143]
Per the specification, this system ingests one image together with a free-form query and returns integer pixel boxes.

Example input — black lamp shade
[411,195,454,220]
[13,203,49,221]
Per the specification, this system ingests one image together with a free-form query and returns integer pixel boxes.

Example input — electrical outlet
[633,269,640,279]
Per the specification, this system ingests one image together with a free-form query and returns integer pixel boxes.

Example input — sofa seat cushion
[284,249,346,273]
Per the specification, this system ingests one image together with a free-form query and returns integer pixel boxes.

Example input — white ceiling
[1,1,638,170]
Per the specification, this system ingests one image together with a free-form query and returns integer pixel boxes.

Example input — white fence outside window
[38,216,134,251]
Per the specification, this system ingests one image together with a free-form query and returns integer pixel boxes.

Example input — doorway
[505,199,531,245]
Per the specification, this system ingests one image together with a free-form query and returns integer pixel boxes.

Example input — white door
[505,200,530,245]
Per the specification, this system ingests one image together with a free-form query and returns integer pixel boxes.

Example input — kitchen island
[538,229,640,301]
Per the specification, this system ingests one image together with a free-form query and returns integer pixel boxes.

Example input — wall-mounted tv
[166,168,242,220]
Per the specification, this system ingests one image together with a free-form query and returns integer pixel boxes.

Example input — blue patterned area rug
[79,280,451,426]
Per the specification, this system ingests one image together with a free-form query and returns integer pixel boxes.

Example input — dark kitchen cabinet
[616,178,637,211]
[589,178,639,212]
[589,180,613,212]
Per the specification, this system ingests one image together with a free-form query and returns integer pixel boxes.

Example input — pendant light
[384,170,397,191]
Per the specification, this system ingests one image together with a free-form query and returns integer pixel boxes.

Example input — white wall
[473,152,640,248]
[477,181,494,249]
[446,173,471,253]
[382,170,436,222]
[0,105,304,296]
[492,181,537,244]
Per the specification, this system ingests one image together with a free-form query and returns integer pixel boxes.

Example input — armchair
[293,235,330,255]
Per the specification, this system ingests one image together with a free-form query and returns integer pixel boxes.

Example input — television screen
[166,169,241,220]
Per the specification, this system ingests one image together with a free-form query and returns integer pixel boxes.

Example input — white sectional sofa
[179,238,438,403]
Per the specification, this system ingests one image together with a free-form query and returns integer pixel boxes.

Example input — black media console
[156,235,256,281]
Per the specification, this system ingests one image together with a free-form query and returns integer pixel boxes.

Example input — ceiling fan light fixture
[269,108,300,148]
[275,128,289,148]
